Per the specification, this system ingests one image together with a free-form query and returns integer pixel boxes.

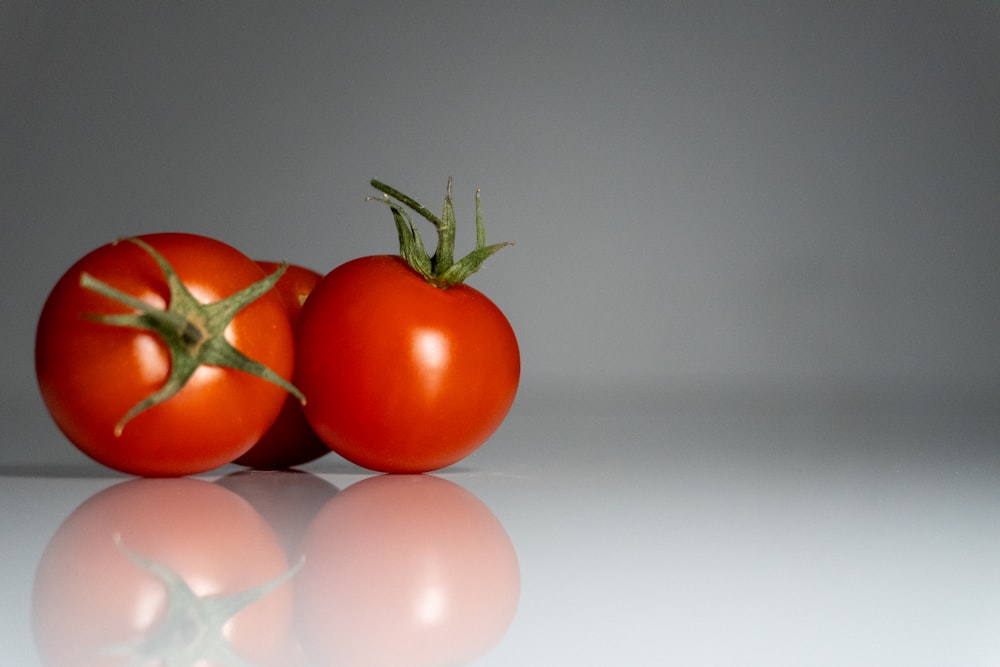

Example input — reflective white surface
[3,382,1000,665]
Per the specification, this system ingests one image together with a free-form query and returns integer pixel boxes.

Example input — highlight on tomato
[295,179,520,473]
[34,233,303,477]
[294,474,521,666]
[31,477,299,667]
[234,262,330,470]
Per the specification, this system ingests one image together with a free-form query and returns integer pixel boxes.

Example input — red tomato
[234,262,330,469]
[35,233,297,476]
[294,474,521,666]
[295,255,520,473]
[32,478,297,667]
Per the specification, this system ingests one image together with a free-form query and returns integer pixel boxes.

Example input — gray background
[2,1,999,465]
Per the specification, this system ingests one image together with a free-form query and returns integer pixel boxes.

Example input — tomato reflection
[31,477,297,667]
[30,472,519,667]
[215,468,340,563]
[295,474,521,667]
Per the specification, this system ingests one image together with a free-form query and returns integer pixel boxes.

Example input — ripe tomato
[234,262,330,469]
[35,233,298,476]
[32,478,297,667]
[296,255,520,472]
[294,474,521,666]
[295,179,520,473]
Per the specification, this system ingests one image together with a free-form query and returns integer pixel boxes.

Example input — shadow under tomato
[0,463,130,478]
[294,473,522,667]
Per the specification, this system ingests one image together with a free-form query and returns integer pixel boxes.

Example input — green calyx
[367,177,511,288]
[79,237,304,436]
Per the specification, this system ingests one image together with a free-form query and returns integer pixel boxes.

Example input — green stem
[79,272,196,342]
[370,180,442,227]
[367,178,511,288]
[433,177,456,274]
[80,238,304,436]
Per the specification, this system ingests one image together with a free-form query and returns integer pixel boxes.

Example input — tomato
[35,233,299,476]
[234,262,330,469]
[32,478,297,667]
[296,255,520,472]
[294,474,521,666]
[295,180,520,473]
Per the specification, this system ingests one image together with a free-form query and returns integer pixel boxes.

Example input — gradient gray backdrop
[2,1,998,465]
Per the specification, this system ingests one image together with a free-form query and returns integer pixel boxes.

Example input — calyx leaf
[367,178,511,288]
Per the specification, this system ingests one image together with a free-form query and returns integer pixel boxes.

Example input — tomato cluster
[35,179,519,476]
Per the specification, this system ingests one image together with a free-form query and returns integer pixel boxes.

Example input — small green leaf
[367,178,511,288]
[433,177,457,274]
[439,241,513,286]
[475,188,487,250]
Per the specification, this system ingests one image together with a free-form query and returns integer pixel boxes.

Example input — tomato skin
[35,233,295,476]
[295,474,521,666]
[255,262,321,330]
[234,262,330,469]
[32,478,295,667]
[295,255,520,473]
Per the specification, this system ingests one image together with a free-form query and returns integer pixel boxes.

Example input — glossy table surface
[3,381,1000,666]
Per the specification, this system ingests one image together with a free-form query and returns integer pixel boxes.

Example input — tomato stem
[368,178,511,288]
